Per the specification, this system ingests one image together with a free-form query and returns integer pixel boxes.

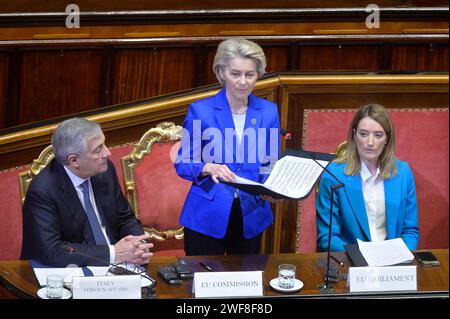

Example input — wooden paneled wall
[0,2,448,130]
[0,42,447,129]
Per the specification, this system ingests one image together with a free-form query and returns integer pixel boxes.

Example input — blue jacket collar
[343,173,371,240]
[213,88,261,111]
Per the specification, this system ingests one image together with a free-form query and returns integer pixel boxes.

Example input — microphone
[280,129,344,293]
[280,128,292,141]
[62,245,156,289]
[62,245,128,270]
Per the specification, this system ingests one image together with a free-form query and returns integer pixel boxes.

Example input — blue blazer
[316,160,419,252]
[175,89,280,239]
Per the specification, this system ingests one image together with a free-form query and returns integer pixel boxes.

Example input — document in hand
[222,150,332,200]
[354,238,415,267]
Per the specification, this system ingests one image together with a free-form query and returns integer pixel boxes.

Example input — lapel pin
[251,118,257,126]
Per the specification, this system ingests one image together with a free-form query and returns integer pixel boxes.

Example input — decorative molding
[280,74,449,86]
[1,7,447,26]
[1,34,448,47]
[17,145,53,204]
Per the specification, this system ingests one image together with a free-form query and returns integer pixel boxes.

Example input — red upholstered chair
[297,108,449,252]
[0,164,31,260]
[121,122,191,256]
[0,146,57,261]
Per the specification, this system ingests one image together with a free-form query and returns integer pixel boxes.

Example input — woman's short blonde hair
[213,38,266,86]
[335,104,398,179]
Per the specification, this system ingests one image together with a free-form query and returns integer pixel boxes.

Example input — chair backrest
[18,145,54,204]
[314,142,346,194]
[297,108,449,252]
[335,141,347,159]
[121,121,191,256]
[0,165,30,260]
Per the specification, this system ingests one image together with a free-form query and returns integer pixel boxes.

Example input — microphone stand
[63,245,156,290]
[281,129,345,294]
[295,151,344,293]
[317,183,344,293]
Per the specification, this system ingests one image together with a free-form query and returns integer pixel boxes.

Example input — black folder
[344,244,368,267]
[222,149,336,200]
[221,181,290,199]
[283,148,336,162]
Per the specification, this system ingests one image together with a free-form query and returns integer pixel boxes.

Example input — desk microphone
[280,129,345,293]
[62,245,157,290]
[62,245,135,274]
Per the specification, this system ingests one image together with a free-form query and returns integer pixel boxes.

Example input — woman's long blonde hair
[335,104,397,179]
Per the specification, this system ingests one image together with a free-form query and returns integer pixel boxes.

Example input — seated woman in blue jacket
[175,38,280,256]
[316,104,419,252]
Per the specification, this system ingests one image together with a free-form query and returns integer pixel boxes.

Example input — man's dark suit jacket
[21,159,145,266]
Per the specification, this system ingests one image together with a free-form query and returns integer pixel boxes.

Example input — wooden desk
[0,250,448,299]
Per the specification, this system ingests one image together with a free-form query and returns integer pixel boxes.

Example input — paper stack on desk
[356,238,414,266]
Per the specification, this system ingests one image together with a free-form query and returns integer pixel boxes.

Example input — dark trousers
[184,199,262,256]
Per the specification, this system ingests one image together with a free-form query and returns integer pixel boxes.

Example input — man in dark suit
[21,118,153,267]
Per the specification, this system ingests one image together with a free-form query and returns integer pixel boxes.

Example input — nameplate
[193,271,263,298]
[72,275,141,299]
[348,266,417,292]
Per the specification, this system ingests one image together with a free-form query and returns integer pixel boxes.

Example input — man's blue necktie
[81,180,108,245]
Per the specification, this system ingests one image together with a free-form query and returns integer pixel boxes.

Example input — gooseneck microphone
[62,245,133,273]
[281,129,345,293]
[62,245,156,290]
[280,128,292,141]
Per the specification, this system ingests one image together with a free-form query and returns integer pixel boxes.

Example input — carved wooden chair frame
[121,121,185,242]
[335,141,347,159]
[313,141,347,194]
[18,145,54,204]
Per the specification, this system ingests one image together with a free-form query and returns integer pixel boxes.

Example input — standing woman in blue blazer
[316,104,419,252]
[175,39,280,255]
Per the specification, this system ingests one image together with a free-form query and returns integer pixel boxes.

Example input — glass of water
[46,274,64,299]
[278,264,296,289]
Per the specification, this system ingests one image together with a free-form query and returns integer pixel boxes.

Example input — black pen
[199,262,212,271]
[331,255,345,267]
